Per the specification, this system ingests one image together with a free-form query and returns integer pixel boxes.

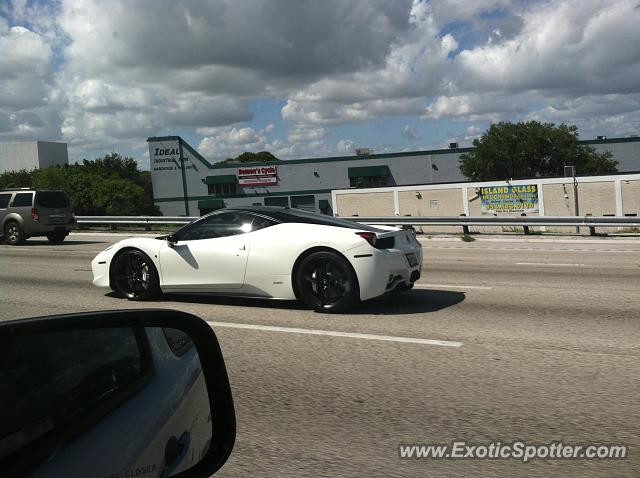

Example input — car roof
[222,206,385,232]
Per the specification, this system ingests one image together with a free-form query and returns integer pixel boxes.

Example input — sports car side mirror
[0,309,235,478]
[167,234,178,246]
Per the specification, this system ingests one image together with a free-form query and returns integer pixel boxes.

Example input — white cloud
[0,23,60,140]
[287,125,326,142]
[455,0,640,95]
[336,139,356,154]
[403,124,421,140]
[1,0,639,155]
[425,92,534,121]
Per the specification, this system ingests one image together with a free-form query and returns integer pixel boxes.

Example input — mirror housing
[167,234,178,246]
[0,309,235,478]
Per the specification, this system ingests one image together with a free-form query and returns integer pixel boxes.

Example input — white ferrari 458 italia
[91,207,422,312]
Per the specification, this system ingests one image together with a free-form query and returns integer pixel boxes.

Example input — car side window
[0,194,11,209]
[250,215,277,232]
[11,193,33,207]
[177,212,255,241]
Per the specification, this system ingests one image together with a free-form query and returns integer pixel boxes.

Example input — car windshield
[36,192,69,208]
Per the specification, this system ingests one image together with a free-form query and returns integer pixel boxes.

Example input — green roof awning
[198,198,225,210]
[348,165,390,178]
[205,174,236,185]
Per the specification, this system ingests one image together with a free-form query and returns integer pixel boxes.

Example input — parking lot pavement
[1,233,638,477]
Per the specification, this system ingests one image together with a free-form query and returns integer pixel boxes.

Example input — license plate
[49,216,64,224]
[405,252,419,267]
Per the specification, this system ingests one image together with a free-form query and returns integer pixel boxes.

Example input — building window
[207,182,237,196]
[349,176,389,188]
[291,195,315,212]
[347,165,391,189]
[264,196,289,207]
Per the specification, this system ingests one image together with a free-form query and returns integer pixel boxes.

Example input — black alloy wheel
[296,251,359,313]
[4,221,25,246]
[112,250,160,300]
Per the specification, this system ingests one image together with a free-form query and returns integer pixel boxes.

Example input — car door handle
[239,245,246,251]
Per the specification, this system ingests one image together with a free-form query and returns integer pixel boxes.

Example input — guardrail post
[586,214,596,236]
[521,213,530,235]
[460,214,470,235]
[145,218,150,232]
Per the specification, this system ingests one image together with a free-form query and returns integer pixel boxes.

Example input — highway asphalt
[1,233,639,477]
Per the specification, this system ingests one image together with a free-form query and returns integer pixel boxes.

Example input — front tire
[295,251,359,313]
[4,221,25,246]
[112,250,160,300]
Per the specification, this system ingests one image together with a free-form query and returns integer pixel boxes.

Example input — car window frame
[0,193,12,209]
[174,211,257,242]
[11,193,34,208]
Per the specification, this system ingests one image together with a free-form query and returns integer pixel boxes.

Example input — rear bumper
[23,220,76,236]
[345,244,423,301]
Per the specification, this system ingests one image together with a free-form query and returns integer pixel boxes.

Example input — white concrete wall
[0,141,68,173]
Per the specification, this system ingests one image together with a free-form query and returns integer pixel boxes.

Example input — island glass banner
[479,184,539,215]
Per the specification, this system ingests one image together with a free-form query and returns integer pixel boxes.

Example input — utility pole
[178,139,190,216]
[564,165,579,234]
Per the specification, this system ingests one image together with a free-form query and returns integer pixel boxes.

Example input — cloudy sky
[1,0,639,167]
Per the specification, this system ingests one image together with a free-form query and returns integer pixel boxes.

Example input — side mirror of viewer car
[0,309,235,478]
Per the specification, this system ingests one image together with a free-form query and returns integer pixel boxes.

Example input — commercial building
[147,135,640,217]
[0,141,69,174]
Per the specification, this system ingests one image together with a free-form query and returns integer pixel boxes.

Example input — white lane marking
[414,283,492,290]
[422,245,640,253]
[516,262,585,267]
[207,321,462,348]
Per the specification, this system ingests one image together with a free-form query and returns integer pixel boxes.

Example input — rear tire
[295,251,359,313]
[46,231,67,244]
[111,250,160,300]
[4,221,25,246]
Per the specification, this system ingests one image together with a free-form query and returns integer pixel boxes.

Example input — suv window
[0,194,11,209]
[11,193,33,208]
[177,212,255,241]
[36,191,69,208]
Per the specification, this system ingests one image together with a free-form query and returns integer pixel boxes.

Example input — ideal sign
[237,165,278,186]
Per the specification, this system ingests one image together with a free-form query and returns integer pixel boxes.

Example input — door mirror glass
[0,310,235,478]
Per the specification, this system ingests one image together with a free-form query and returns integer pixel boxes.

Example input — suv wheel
[47,231,67,244]
[4,221,25,246]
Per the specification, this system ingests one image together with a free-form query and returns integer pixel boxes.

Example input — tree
[220,151,279,164]
[0,169,38,189]
[459,121,618,181]
[30,153,160,216]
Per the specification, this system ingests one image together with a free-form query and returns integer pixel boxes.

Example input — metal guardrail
[77,216,197,225]
[343,215,640,236]
[342,216,640,227]
[75,215,640,235]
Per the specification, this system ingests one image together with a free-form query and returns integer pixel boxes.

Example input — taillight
[355,231,377,247]
[31,208,39,220]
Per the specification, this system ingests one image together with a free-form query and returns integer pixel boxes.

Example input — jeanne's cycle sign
[237,165,278,186]
[479,184,539,215]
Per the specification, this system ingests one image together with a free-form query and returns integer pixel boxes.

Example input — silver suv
[0,189,76,245]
